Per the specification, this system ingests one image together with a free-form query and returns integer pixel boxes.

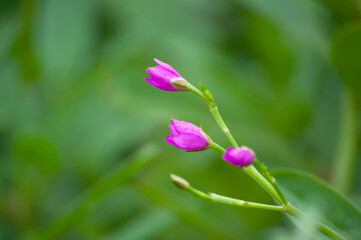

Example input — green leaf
[331,23,361,99]
[272,169,361,240]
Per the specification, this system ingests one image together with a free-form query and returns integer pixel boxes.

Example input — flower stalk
[144,59,346,240]
[171,174,346,240]
[209,141,225,152]
[187,82,284,204]
[253,159,289,205]
[243,165,283,204]
[187,83,239,147]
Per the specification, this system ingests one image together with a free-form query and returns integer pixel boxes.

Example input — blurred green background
[1,0,361,239]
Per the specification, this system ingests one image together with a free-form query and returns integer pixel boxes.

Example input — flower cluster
[143,59,348,240]
[145,58,255,167]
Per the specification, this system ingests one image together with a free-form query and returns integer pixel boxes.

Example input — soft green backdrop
[0,0,360,239]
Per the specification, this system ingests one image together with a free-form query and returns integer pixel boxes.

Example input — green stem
[210,193,285,212]
[243,165,283,204]
[208,106,239,148]
[284,205,346,240]
[188,83,283,204]
[183,177,284,212]
[185,82,346,240]
[172,175,346,240]
[268,177,288,204]
[187,84,209,102]
[332,91,359,194]
[209,142,283,204]
[188,84,238,147]
[254,159,289,204]
[209,141,225,152]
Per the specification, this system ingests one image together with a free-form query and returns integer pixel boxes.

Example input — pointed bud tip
[170,174,190,190]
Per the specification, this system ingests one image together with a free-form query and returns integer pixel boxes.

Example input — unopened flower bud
[170,174,190,190]
[222,146,255,167]
[165,119,211,151]
[144,59,189,91]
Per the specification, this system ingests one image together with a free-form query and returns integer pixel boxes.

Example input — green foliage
[331,23,361,99]
[28,144,158,240]
[13,136,60,173]
[273,170,361,240]
[0,0,360,239]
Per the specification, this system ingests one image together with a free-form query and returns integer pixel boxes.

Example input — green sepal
[199,82,214,103]
[259,161,269,173]
[200,124,212,139]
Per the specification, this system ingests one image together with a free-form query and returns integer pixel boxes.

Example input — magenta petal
[144,59,186,92]
[147,66,178,81]
[144,70,177,91]
[171,133,210,150]
[168,123,178,136]
[222,147,255,167]
[172,120,201,136]
[164,119,211,151]
[164,136,175,145]
[153,58,181,76]
[170,119,182,125]
[144,77,154,85]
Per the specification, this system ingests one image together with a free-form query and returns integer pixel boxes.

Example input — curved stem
[188,83,283,204]
[185,84,346,240]
[209,142,283,204]
[268,176,288,205]
[172,174,346,240]
[243,165,283,204]
[174,174,284,212]
[210,193,284,212]
[208,105,239,148]
[284,205,346,240]
[213,189,279,211]
[187,84,209,102]
[209,141,225,152]
[254,159,289,204]
[187,84,238,147]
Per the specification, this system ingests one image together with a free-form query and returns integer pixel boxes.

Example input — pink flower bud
[165,119,211,151]
[144,59,189,91]
[222,147,255,167]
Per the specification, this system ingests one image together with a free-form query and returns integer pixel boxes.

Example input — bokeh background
[1,0,361,239]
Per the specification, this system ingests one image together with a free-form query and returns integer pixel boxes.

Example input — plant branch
[209,141,226,152]
[171,174,346,240]
[187,83,284,204]
[253,159,289,204]
[171,174,284,212]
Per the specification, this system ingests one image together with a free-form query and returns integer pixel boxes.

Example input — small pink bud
[165,119,211,151]
[144,59,189,91]
[222,147,255,167]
